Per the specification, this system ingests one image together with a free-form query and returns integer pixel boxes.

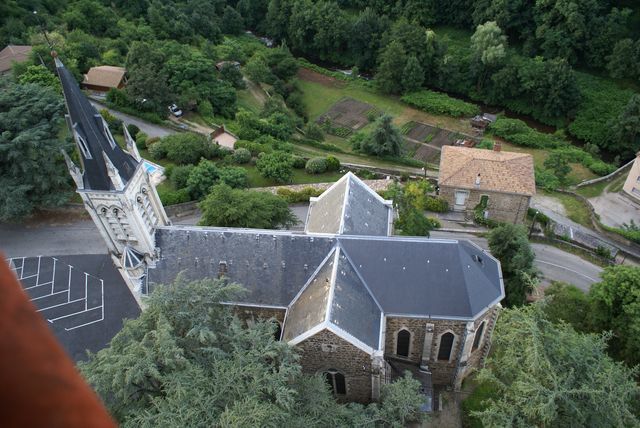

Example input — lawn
[575,173,627,198]
[296,72,474,134]
[544,191,593,228]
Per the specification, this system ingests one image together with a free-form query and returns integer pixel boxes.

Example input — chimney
[493,142,502,152]
[475,173,481,186]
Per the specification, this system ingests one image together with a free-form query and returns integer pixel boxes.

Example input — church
[56,55,504,404]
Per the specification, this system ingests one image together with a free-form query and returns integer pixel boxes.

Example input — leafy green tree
[125,41,173,114]
[387,181,435,237]
[607,38,640,80]
[589,265,640,367]
[0,82,72,221]
[199,184,297,228]
[376,40,407,94]
[542,281,590,332]
[487,223,537,306]
[471,21,507,68]
[160,133,216,165]
[265,46,298,81]
[218,166,249,189]
[221,6,244,35]
[187,159,220,200]
[349,8,389,70]
[543,151,571,185]
[472,304,640,427]
[62,0,117,37]
[16,65,59,89]
[360,115,404,157]
[245,53,273,83]
[219,63,246,89]
[401,55,424,93]
[304,122,324,141]
[609,94,640,159]
[255,151,294,183]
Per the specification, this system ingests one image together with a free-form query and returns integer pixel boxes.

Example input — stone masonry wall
[439,186,531,224]
[464,306,499,375]
[296,329,373,403]
[233,306,286,327]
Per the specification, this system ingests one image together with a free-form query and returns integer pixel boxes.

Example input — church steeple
[55,56,138,191]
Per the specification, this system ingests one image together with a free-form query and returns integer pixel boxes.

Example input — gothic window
[472,322,485,351]
[272,320,282,341]
[396,329,411,358]
[76,133,92,159]
[102,118,116,149]
[437,332,455,361]
[324,369,346,395]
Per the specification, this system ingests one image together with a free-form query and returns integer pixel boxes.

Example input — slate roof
[56,58,138,191]
[439,146,535,196]
[0,45,32,73]
[305,172,393,236]
[149,225,504,353]
[82,65,126,89]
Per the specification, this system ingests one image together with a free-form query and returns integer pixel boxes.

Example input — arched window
[272,320,282,341]
[472,322,485,351]
[396,329,411,357]
[324,369,346,395]
[437,332,455,361]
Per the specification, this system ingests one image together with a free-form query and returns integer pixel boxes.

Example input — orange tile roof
[439,146,536,196]
[82,65,126,88]
[0,45,32,73]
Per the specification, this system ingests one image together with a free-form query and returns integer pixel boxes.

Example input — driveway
[590,192,639,228]
[89,100,176,138]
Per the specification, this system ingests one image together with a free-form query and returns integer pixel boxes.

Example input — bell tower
[55,55,169,299]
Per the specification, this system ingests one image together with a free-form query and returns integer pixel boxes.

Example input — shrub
[135,131,148,150]
[127,124,140,137]
[534,167,561,191]
[305,157,328,174]
[325,155,340,172]
[276,187,324,203]
[147,139,168,160]
[157,187,191,205]
[476,139,494,150]
[170,165,195,190]
[401,90,480,117]
[161,133,216,165]
[232,147,251,164]
[426,217,441,229]
[218,166,249,188]
[425,196,448,213]
[234,140,272,156]
[304,122,324,141]
[198,99,213,117]
[187,159,220,200]
[292,155,306,169]
[255,151,294,183]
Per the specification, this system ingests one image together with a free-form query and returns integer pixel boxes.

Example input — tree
[0,82,72,221]
[543,151,571,185]
[542,281,590,332]
[401,55,424,93]
[589,265,640,367]
[607,38,640,80]
[160,133,216,165]
[219,64,246,89]
[186,159,220,200]
[610,94,640,159]
[221,6,244,35]
[304,122,324,141]
[218,166,249,189]
[360,115,404,157]
[487,223,537,306]
[245,53,273,83]
[376,40,407,94]
[471,21,507,68]
[471,304,640,427]
[387,181,436,237]
[199,184,297,228]
[16,65,60,89]
[255,151,294,183]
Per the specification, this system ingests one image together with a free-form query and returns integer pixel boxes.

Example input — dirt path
[296,68,347,88]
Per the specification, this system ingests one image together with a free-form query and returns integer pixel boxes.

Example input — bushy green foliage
[291,155,307,169]
[0,82,72,221]
[234,139,272,156]
[157,187,191,205]
[255,151,294,183]
[169,164,195,190]
[155,133,217,165]
[134,131,147,150]
[401,90,480,117]
[187,159,220,200]
[218,166,249,189]
[386,180,436,237]
[305,157,328,174]
[488,224,537,306]
[542,282,591,331]
[325,155,341,171]
[472,304,640,427]
[231,147,252,164]
[304,122,325,141]
[276,187,324,203]
[475,139,494,150]
[199,184,297,229]
[99,109,121,131]
[424,196,448,213]
[359,115,404,157]
[17,65,60,89]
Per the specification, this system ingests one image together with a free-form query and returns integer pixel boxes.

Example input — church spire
[55,55,139,191]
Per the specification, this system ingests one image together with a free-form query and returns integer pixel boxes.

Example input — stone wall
[296,329,373,403]
[439,186,531,224]
[233,306,286,333]
[384,309,498,386]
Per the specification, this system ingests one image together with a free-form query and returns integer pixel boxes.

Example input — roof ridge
[337,243,384,312]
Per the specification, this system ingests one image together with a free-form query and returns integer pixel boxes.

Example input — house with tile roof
[81,65,127,93]
[0,45,32,75]
[438,144,535,224]
[56,54,505,404]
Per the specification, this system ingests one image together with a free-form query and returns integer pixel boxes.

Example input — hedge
[401,90,480,117]
[276,187,324,203]
[425,196,448,213]
[305,157,328,174]
[157,187,191,205]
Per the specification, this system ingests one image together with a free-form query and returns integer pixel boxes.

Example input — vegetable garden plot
[316,98,381,137]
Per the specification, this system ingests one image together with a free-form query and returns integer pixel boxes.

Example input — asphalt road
[430,230,603,291]
[1,212,603,292]
[89,100,176,138]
